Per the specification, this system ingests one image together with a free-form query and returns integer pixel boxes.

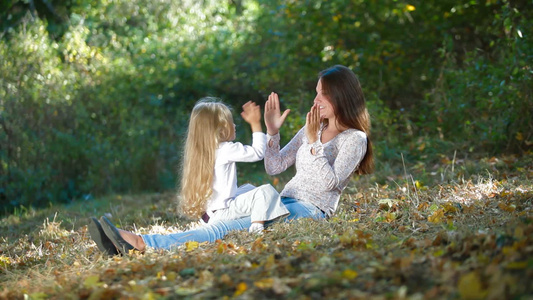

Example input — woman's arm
[264,128,304,175]
[299,130,367,191]
[264,92,290,136]
[264,92,306,175]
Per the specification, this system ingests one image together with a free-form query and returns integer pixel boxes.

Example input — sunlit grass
[0,153,531,298]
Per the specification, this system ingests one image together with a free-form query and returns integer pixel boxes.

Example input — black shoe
[88,217,119,256]
[99,216,136,255]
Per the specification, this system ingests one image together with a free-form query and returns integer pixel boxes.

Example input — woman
[89,64,373,254]
[263,64,373,220]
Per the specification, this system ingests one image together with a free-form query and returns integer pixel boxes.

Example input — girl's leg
[141,216,252,250]
[211,184,289,223]
[99,216,146,254]
[118,229,146,252]
[235,184,265,230]
[115,198,323,251]
[249,184,289,222]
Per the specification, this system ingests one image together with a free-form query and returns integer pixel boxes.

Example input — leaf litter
[0,154,532,299]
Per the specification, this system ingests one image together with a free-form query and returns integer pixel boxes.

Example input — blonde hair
[179,98,235,218]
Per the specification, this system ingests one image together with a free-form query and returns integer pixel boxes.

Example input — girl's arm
[241,101,262,133]
[218,100,266,163]
[219,133,266,163]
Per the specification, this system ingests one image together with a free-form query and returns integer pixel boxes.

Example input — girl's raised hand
[264,92,290,136]
[305,103,321,144]
[241,101,262,133]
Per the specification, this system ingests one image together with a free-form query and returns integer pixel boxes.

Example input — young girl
[90,98,288,254]
[178,98,288,232]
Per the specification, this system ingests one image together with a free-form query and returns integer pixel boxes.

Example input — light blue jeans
[141,197,326,250]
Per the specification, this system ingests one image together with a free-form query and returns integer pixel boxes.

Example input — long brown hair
[319,65,374,174]
[179,98,235,218]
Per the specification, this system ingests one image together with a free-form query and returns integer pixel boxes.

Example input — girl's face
[230,122,236,141]
[313,80,335,120]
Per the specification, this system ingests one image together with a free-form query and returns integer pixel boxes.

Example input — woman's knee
[284,202,323,221]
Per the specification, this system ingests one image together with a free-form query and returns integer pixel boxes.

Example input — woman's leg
[141,216,252,250]
[280,197,326,221]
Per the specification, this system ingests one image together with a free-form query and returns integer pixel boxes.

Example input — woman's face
[313,80,335,120]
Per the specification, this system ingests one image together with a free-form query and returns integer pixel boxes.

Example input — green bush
[0,0,531,214]
[410,1,532,154]
[0,1,257,213]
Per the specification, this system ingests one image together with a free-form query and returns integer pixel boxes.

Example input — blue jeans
[141,197,326,250]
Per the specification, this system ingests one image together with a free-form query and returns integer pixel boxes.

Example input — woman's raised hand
[305,103,321,144]
[264,92,290,135]
[241,101,262,133]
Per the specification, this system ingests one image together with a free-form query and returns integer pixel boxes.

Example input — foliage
[0,0,531,212]
[236,0,532,154]
[418,1,533,154]
[1,1,248,212]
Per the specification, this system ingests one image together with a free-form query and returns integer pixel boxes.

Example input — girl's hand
[305,103,321,144]
[264,92,290,135]
[241,101,262,133]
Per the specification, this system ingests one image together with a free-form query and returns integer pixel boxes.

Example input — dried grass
[0,154,531,299]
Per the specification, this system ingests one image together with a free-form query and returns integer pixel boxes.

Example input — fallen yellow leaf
[417,202,429,211]
[505,261,527,269]
[415,180,423,189]
[254,278,274,289]
[498,202,516,212]
[0,255,11,267]
[385,212,396,222]
[234,282,247,296]
[342,269,358,280]
[185,241,199,252]
[217,242,226,254]
[166,271,177,281]
[442,202,458,213]
[428,209,445,223]
[83,275,101,288]
[458,272,487,300]
[433,249,445,257]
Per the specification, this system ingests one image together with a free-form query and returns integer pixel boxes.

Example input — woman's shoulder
[341,128,367,140]
[332,129,367,148]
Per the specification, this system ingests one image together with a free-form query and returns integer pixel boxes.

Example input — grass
[0,152,532,299]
